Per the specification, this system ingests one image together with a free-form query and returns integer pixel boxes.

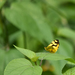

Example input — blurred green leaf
[45,0,75,8]
[4,2,53,43]
[5,49,24,65]
[63,67,75,75]
[16,32,25,48]
[50,60,66,75]
[4,58,42,75]
[0,49,24,75]
[62,63,75,74]
[0,49,5,75]
[9,31,22,44]
[36,53,75,64]
[14,45,38,61]
[42,71,54,75]
[45,0,67,18]
[17,32,42,52]
[58,38,73,57]
[36,53,68,60]
[57,28,75,40]
[0,0,6,9]
[59,2,75,19]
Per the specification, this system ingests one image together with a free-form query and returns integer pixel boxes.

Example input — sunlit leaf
[36,53,75,64]
[14,45,38,61]
[4,58,42,75]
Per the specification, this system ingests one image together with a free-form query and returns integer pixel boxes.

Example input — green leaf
[0,49,5,75]
[59,2,75,19]
[0,49,24,75]
[50,60,66,75]
[63,67,75,75]
[4,2,53,43]
[36,53,75,64]
[14,45,38,61]
[5,49,24,65]
[0,0,6,9]
[62,63,75,74]
[36,53,68,60]
[57,28,75,40]
[46,0,67,18]
[4,58,42,75]
[46,0,75,7]
[58,38,73,57]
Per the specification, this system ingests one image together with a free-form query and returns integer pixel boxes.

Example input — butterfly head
[54,39,59,44]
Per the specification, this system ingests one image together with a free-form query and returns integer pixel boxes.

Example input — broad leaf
[4,58,42,75]
[57,38,73,57]
[62,63,75,74]
[0,49,24,75]
[63,67,75,75]
[4,2,53,43]
[57,28,75,40]
[5,49,24,65]
[14,45,38,61]
[36,53,75,64]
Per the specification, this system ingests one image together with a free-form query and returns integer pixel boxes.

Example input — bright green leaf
[36,53,75,64]
[0,49,24,75]
[14,45,38,61]
[36,53,68,60]
[4,58,42,75]
[63,67,75,75]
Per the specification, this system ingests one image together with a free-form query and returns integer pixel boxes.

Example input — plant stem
[23,32,27,49]
[4,25,9,51]
[0,13,9,51]
[40,59,43,66]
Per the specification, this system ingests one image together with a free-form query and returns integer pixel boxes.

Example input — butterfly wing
[44,40,59,53]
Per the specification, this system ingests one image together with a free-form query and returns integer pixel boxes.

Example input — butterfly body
[44,39,59,53]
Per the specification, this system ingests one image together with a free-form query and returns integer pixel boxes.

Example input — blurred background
[0,0,75,75]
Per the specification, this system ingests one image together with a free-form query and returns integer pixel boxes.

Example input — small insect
[44,39,59,53]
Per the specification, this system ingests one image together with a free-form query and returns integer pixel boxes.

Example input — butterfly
[44,39,59,53]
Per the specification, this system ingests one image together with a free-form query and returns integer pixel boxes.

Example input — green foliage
[14,45,38,62]
[4,46,75,75]
[0,49,5,75]
[58,28,75,40]
[0,0,6,9]
[0,49,24,75]
[4,58,42,75]
[63,67,75,75]
[62,63,75,74]
[0,0,75,75]
[4,2,53,43]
